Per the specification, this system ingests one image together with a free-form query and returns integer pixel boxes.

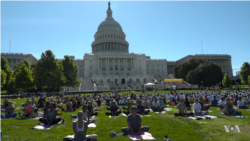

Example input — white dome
[97,20,123,32]
[91,2,129,54]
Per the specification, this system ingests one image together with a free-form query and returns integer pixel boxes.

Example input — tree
[1,69,7,87]
[13,61,34,91]
[176,58,205,80]
[62,56,80,92]
[186,70,199,84]
[222,73,231,87]
[33,50,65,91]
[195,63,223,87]
[239,62,250,84]
[248,75,250,85]
[1,57,13,90]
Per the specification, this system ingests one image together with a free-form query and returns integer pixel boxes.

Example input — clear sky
[1,1,250,76]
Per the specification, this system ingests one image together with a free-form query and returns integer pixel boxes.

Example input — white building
[1,53,37,70]
[1,2,233,91]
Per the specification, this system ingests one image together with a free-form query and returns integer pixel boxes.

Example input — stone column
[98,58,99,69]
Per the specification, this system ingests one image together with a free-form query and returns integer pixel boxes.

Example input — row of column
[92,43,128,52]
[97,58,134,70]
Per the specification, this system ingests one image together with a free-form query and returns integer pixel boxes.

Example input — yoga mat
[1,113,17,118]
[164,108,172,111]
[33,125,53,130]
[141,115,151,117]
[155,111,166,114]
[129,132,155,140]
[122,113,127,117]
[208,110,213,112]
[234,116,248,118]
[32,117,41,120]
[241,109,250,111]
[88,123,96,128]
[185,115,217,120]
[38,112,44,118]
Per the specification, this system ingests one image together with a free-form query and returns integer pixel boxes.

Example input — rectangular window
[90,66,92,70]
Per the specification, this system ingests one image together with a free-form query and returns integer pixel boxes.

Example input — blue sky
[1,1,250,76]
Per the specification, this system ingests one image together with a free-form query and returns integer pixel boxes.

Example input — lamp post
[201,81,203,90]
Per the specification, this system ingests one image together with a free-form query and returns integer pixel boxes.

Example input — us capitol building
[1,2,233,91]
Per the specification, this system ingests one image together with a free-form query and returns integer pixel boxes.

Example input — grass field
[1,90,8,95]
[1,90,250,141]
[232,85,249,88]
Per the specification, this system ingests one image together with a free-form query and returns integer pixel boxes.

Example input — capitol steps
[80,78,94,91]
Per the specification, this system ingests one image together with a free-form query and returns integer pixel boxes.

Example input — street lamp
[201,81,203,90]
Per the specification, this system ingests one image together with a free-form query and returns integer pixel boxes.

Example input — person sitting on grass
[237,97,249,109]
[38,101,50,118]
[234,95,239,106]
[72,111,88,141]
[151,99,164,112]
[137,101,150,115]
[18,100,36,118]
[82,105,95,124]
[184,97,191,110]
[218,97,226,110]
[39,102,63,125]
[230,95,234,103]
[119,98,125,105]
[96,97,102,107]
[210,96,218,107]
[142,99,150,109]
[223,98,241,116]
[174,99,193,117]
[193,99,208,116]
[105,101,121,116]
[37,97,45,108]
[65,99,73,112]
[4,102,15,119]
[121,105,150,135]
[123,102,132,116]
[246,94,250,104]
[72,98,78,112]
[203,95,210,104]
[87,101,98,116]
[199,97,210,110]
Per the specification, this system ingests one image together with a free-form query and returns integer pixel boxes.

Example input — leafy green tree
[1,57,13,90]
[13,61,34,91]
[176,58,205,80]
[195,63,223,87]
[173,65,180,78]
[1,69,7,87]
[186,70,199,84]
[62,56,80,91]
[222,73,231,87]
[33,50,65,91]
[248,75,250,85]
[239,62,250,84]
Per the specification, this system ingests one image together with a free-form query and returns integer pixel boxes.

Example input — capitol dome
[91,2,129,54]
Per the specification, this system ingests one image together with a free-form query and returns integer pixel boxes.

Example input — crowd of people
[1,90,250,140]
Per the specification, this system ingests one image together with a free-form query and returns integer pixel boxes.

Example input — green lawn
[232,85,249,88]
[1,90,250,141]
[1,90,8,95]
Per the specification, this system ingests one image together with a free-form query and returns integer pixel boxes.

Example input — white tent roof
[144,83,156,86]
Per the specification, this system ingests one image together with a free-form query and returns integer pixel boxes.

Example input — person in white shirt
[119,98,125,105]
[193,98,208,116]
[237,97,249,109]
[218,97,226,110]
[246,95,250,104]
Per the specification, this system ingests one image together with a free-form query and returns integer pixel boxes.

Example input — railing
[1,53,23,55]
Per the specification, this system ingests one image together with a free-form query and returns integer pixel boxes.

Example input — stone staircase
[80,78,94,91]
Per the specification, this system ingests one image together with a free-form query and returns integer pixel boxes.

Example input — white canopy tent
[144,83,156,91]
